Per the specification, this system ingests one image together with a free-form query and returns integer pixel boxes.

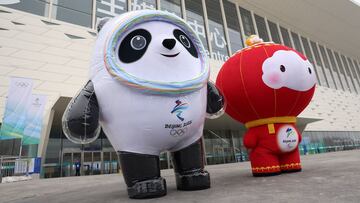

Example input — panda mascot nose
[162,38,176,50]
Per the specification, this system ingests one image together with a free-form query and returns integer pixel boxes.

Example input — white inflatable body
[92,69,206,155]
[90,10,209,155]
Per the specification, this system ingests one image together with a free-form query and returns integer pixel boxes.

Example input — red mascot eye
[280,65,286,72]
[308,67,312,74]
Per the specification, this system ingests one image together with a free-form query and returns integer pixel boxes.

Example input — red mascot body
[216,36,316,176]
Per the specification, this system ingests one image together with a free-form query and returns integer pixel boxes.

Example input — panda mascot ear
[96,17,111,33]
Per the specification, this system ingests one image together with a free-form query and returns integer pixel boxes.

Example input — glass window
[318,45,336,89]
[279,26,292,48]
[347,57,360,92]
[301,37,314,63]
[223,0,243,54]
[254,14,269,42]
[52,0,93,28]
[267,20,281,44]
[239,7,255,38]
[185,0,209,54]
[291,32,303,54]
[326,48,343,90]
[130,0,156,10]
[0,138,21,156]
[205,0,229,61]
[204,130,235,165]
[45,138,61,164]
[160,0,182,17]
[341,55,357,93]
[96,0,127,19]
[3,0,50,17]
[310,41,328,87]
[334,51,351,92]
[353,60,360,84]
[301,37,320,84]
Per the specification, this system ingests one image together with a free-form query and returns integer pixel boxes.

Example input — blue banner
[22,94,47,145]
[0,77,33,140]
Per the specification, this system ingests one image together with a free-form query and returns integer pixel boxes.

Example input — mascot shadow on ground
[216,36,316,177]
[62,10,224,199]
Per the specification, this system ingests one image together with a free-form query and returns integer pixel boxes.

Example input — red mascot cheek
[216,38,316,177]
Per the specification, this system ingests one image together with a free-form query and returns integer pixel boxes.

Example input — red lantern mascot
[216,36,316,176]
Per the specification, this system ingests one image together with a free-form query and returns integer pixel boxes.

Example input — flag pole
[19,138,23,158]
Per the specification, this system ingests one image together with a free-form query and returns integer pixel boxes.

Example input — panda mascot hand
[206,81,225,119]
[62,10,214,199]
[62,80,100,144]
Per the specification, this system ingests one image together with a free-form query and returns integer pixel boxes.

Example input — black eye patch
[118,29,151,63]
[173,29,198,58]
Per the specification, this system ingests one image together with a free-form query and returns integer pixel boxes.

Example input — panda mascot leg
[171,139,210,190]
[118,152,167,199]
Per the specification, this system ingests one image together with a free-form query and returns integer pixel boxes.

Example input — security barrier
[0,156,30,183]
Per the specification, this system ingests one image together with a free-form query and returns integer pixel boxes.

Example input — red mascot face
[216,43,316,124]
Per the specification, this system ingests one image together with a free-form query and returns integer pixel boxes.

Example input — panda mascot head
[91,10,209,94]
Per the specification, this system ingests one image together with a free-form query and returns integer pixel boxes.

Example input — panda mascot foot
[119,151,167,199]
[127,177,167,199]
[175,170,210,191]
[172,139,211,191]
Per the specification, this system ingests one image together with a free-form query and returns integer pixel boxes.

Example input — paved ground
[1,150,360,203]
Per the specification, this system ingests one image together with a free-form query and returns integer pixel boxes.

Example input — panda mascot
[62,10,224,199]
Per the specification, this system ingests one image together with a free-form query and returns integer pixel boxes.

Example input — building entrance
[60,150,119,177]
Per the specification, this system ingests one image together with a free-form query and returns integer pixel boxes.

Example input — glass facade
[239,7,255,38]
[3,0,50,17]
[3,0,358,80]
[52,0,93,28]
[223,0,243,54]
[310,41,328,87]
[184,0,209,53]
[347,57,360,91]
[254,14,269,42]
[205,0,229,61]
[291,32,303,54]
[43,127,121,178]
[267,20,281,44]
[300,131,360,155]
[279,26,292,48]
[318,45,336,89]
[334,51,351,92]
[353,60,360,83]
[96,0,128,19]
[326,48,343,90]
[160,0,181,17]
[130,0,156,10]
[341,54,357,93]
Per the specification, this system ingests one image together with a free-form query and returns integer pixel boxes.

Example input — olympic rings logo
[170,128,187,137]
[15,81,30,88]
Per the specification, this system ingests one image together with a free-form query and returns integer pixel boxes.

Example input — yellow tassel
[268,124,275,134]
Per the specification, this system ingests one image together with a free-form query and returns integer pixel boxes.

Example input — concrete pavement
[0,150,359,203]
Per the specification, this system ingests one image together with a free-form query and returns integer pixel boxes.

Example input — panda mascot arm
[62,80,100,143]
[206,81,225,117]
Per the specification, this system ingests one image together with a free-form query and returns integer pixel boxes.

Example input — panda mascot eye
[179,35,191,48]
[130,35,147,50]
[173,29,198,58]
[118,29,152,63]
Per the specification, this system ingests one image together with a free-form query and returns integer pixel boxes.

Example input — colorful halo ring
[104,10,209,95]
